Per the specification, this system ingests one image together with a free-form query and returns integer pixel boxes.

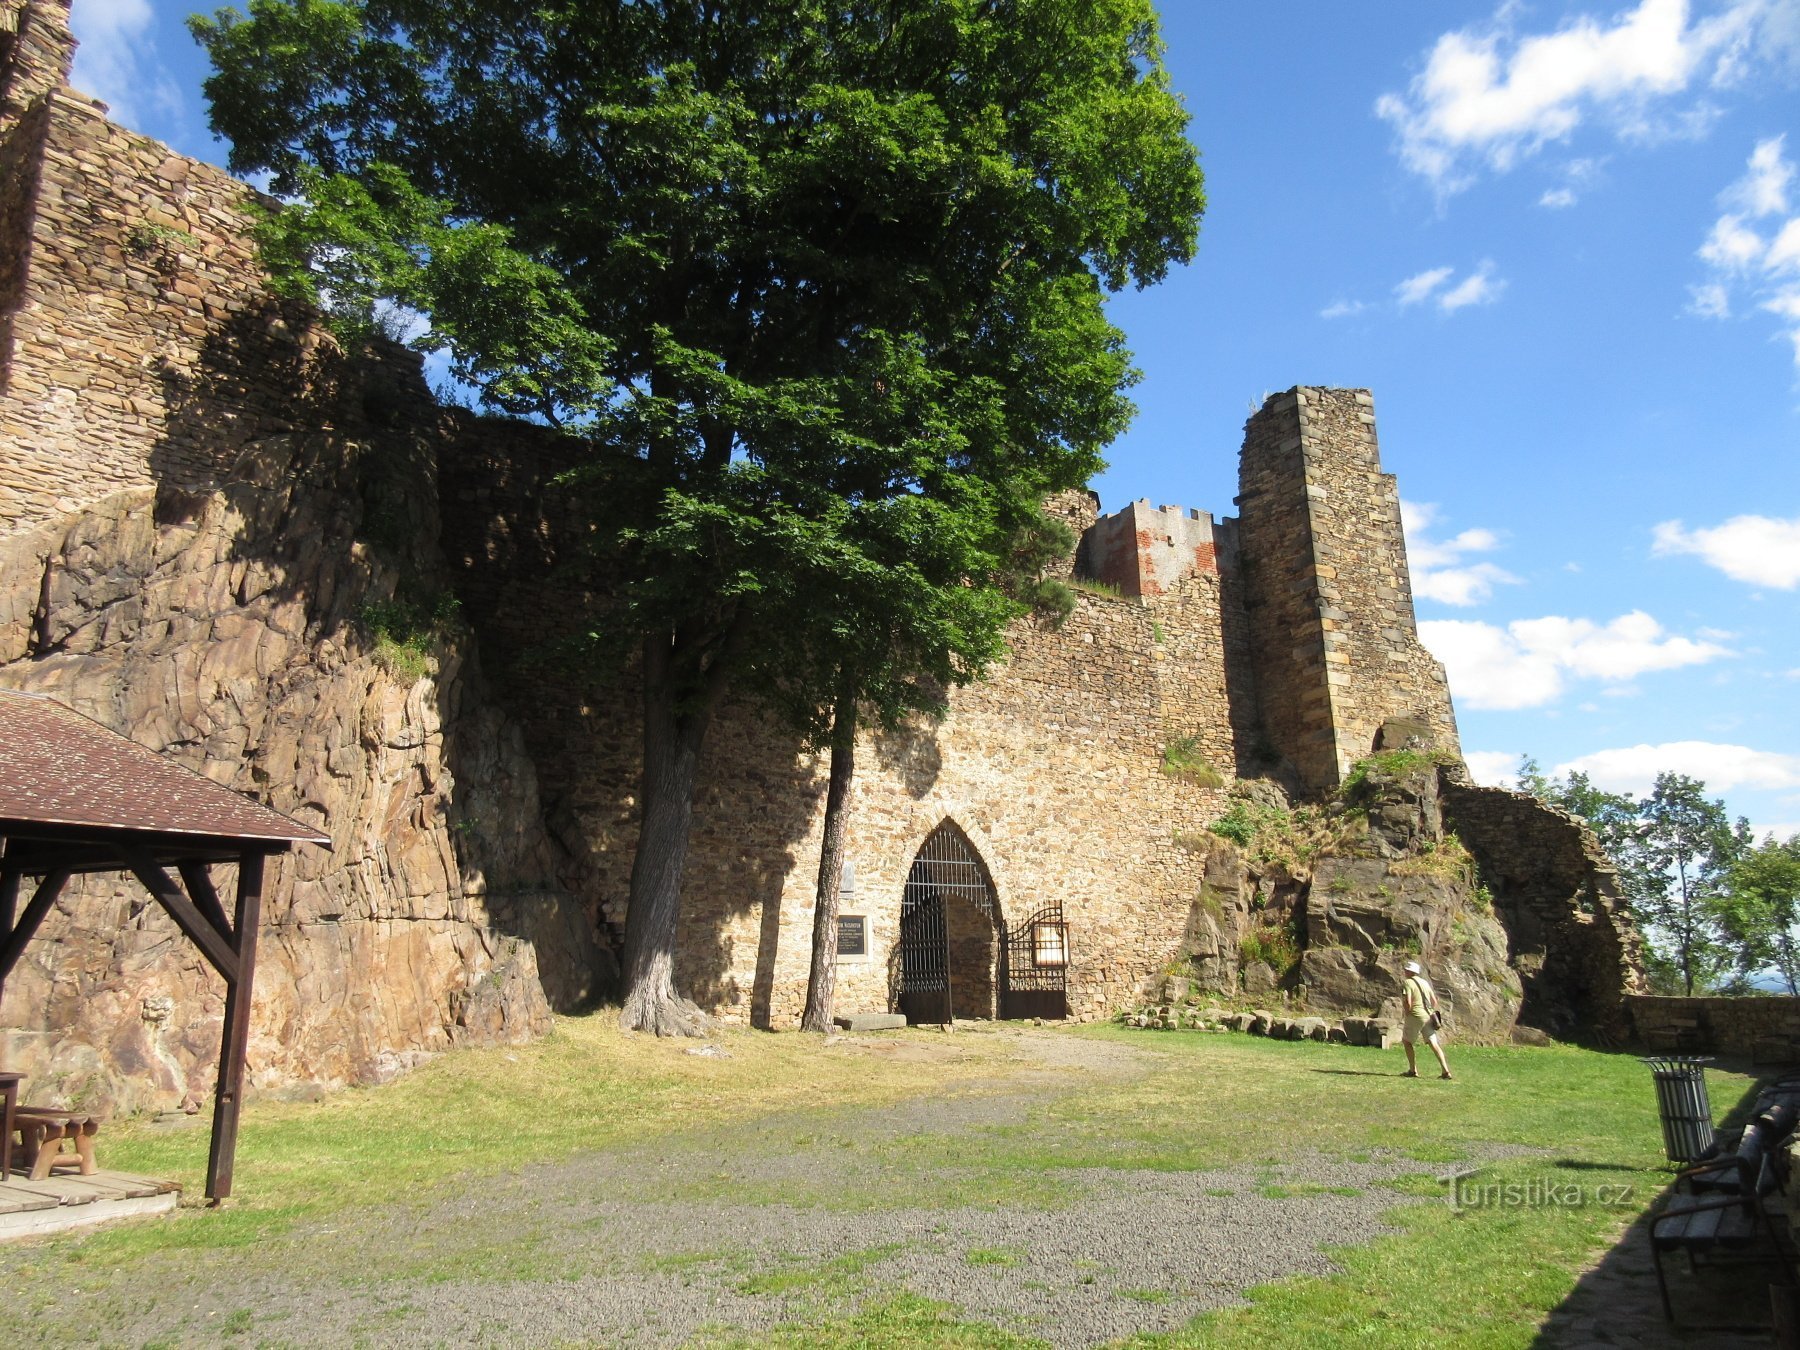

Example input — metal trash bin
[1642,1055,1716,1162]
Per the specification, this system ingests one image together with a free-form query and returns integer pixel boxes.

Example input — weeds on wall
[1071,576,1123,600]
[1161,736,1225,788]
[1207,799,1346,870]
[358,590,462,681]
[1239,916,1300,975]
[125,221,200,274]
[1337,747,1459,806]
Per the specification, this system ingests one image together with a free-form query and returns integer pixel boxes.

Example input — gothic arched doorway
[894,820,1068,1023]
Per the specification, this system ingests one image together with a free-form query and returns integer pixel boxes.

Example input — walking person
[1400,959,1453,1080]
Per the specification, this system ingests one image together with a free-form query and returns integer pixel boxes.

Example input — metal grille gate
[1000,904,1069,1021]
[896,822,1068,1024]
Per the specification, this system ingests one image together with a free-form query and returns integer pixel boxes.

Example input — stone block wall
[437,421,1242,1024]
[1439,766,1647,1043]
[1627,995,1800,1062]
[1236,388,1458,789]
[0,0,1511,1056]
[0,53,349,538]
[1079,500,1227,599]
[0,5,596,1109]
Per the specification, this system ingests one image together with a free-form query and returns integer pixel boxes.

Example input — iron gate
[895,822,1068,1023]
[999,903,1069,1020]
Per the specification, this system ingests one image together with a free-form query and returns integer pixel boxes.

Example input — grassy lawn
[75,1013,1033,1259]
[8,1015,1766,1347]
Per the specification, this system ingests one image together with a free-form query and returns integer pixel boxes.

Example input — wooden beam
[0,865,18,941]
[206,851,265,1202]
[176,860,234,947]
[122,850,238,983]
[0,868,69,991]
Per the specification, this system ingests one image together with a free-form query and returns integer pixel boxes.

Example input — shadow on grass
[1532,1065,1790,1346]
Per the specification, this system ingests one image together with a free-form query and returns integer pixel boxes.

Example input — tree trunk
[618,635,721,1037]
[801,691,857,1034]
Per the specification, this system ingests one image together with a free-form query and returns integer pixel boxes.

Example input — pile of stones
[1121,1004,1400,1049]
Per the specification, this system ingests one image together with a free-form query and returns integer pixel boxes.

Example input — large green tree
[1716,834,1800,993]
[1636,773,1745,995]
[192,0,1203,1033]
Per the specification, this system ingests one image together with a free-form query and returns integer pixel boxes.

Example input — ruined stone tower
[1236,387,1457,789]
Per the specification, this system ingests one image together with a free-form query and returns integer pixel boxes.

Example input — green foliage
[1715,834,1800,994]
[193,0,1206,1017]
[1209,800,1258,847]
[1518,758,1753,993]
[1207,799,1344,870]
[1239,916,1299,974]
[1072,575,1125,600]
[1161,736,1224,788]
[1386,832,1480,885]
[358,590,461,681]
[1337,749,1456,806]
[125,221,200,267]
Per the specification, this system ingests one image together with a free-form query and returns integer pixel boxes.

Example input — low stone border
[1121,1005,1400,1049]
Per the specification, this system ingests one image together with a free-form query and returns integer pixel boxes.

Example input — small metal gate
[896,884,949,1025]
[896,822,1068,1024]
[1000,903,1070,1021]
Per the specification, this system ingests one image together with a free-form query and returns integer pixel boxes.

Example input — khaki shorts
[1402,1014,1436,1045]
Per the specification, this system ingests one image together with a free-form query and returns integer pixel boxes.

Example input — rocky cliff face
[0,430,597,1114]
[1173,764,1524,1042]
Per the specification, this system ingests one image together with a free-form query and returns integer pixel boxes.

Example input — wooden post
[0,868,68,998]
[206,853,263,1203]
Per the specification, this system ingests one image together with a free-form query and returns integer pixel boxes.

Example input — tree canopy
[1519,759,1772,995]
[192,0,1205,1031]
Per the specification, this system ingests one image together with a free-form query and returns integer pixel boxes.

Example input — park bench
[10,1106,100,1181]
[1651,1114,1794,1326]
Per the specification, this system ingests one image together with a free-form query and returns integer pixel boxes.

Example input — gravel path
[8,1027,1581,1347]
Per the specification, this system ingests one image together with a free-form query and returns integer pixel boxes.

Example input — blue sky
[72,0,1800,841]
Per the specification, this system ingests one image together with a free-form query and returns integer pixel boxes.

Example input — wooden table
[0,1072,19,1184]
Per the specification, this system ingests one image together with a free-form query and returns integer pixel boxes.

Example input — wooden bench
[1652,1126,1793,1326]
[10,1107,99,1181]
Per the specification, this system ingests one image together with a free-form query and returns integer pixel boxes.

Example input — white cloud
[1401,500,1521,606]
[1688,281,1732,316]
[1728,134,1796,215]
[1693,137,1800,365]
[1768,218,1800,272]
[1463,750,1525,785]
[1552,740,1800,795]
[1753,820,1800,842]
[1377,0,1799,198]
[1540,187,1579,207]
[69,0,185,131]
[1396,267,1454,306]
[1699,213,1768,270]
[1421,610,1732,710]
[1653,514,1800,587]
[1393,263,1506,314]
[1439,260,1507,311]
[1320,299,1368,320]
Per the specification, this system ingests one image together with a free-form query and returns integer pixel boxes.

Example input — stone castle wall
[0,0,1500,1073]
[1237,389,1458,789]
[437,430,1244,1024]
[1439,768,1647,1044]
[0,15,595,1111]
[1627,995,1800,1062]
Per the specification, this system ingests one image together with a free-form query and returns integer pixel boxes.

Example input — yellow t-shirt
[1403,976,1436,1019]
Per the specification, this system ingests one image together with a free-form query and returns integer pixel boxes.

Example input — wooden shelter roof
[1,689,325,1201]
[0,690,327,870]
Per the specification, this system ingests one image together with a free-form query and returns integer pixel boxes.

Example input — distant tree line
[1518,760,1800,997]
